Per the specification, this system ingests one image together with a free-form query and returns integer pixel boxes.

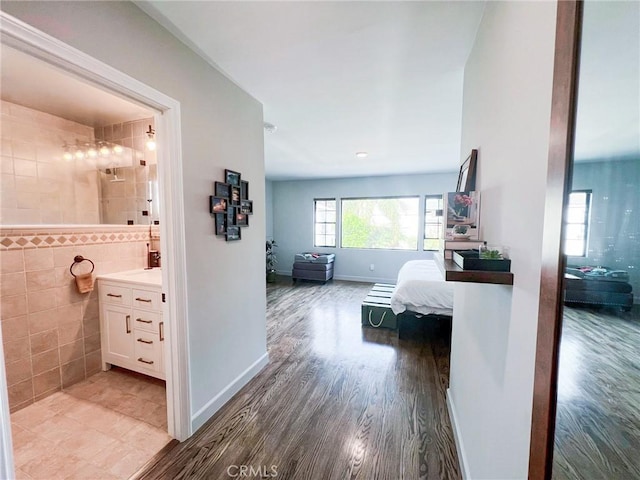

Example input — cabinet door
[103,305,134,362]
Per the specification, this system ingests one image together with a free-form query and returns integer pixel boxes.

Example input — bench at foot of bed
[361,283,398,330]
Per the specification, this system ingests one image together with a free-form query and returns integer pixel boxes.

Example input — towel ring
[70,255,95,278]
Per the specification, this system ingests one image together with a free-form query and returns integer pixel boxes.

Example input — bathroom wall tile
[121,122,133,139]
[34,387,60,404]
[33,367,61,396]
[13,159,37,177]
[8,380,33,409]
[12,141,37,161]
[57,319,83,345]
[1,173,15,191]
[82,312,100,338]
[1,315,29,340]
[3,335,31,363]
[112,123,123,140]
[1,272,26,296]
[1,294,27,319]
[83,333,101,355]
[27,289,57,314]
[56,302,82,324]
[25,269,57,292]
[132,121,144,138]
[85,350,102,376]
[30,329,58,355]
[1,188,17,210]
[16,191,41,210]
[5,357,32,386]
[61,358,86,388]
[53,246,76,268]
[59,338,84,364]
[40,209,63,224]
[32,349,59,376]
[24,248,54,272]
[14,175,39,193]
[1,249,25,274]
[55,285,86,307]
[27,310,57,335]
[1,155,14,174]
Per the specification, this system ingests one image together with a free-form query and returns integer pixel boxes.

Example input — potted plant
[266,239,277,283]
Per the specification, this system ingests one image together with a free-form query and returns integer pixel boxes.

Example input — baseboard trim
[333,274,396,284]
[447,388,469,480]
[191,352,269,433]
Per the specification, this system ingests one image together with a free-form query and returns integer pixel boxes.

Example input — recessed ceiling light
[355,151,368,158]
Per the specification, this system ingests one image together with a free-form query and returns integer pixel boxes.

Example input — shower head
[110,168,125,183]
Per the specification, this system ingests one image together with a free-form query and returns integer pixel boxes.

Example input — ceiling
[138,1,486,180]
[0,45,153,127]
[1,1,635,178]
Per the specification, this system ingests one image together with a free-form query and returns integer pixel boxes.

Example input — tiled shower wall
[0,100,100,224]
[0,225,155,412]
[95,118,158,225]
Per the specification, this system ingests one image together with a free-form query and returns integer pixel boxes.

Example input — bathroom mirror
[0,45,159,226]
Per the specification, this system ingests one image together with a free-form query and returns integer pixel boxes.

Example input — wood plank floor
[138,278,461,480]
[553,305,640,479]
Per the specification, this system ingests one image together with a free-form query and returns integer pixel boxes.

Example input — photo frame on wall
[456,149,478,192]
[236,210,249,227]
[230,186,241,205]
[226,225,241,241]
[215,181,230,198]
[210,196,228,214]
[240,200,253,215]
[211,169,253,241]
[225,169,241,186]
[214,213,226,235]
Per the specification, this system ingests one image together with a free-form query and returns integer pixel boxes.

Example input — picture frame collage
[209,169,253,241]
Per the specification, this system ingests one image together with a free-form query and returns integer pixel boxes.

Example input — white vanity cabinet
[97,269,165,380]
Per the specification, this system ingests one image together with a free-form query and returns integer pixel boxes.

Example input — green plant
[480,249,503,259]
[266,239,277,271]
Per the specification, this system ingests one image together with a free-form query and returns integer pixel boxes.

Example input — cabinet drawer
[132,309,162,334]
[133,331,163,373]
[100,284,132,306]
[132,289,161,311]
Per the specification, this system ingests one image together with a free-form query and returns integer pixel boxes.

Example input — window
[314,199,336,247]
[564,190,592,256]
[341,197,419,250]
[424,195,444,250]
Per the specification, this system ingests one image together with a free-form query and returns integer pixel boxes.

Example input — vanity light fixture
[355,151,369,158]
[145,125,156,151]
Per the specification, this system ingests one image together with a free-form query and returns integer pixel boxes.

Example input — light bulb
[75,149,85,159]
[146,139,156,151]
[63,151,73,161]
[113,145,123,154]
[87,148,98,158]
[100,145,110,156]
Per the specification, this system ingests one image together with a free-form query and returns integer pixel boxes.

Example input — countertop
[96,268,162,287]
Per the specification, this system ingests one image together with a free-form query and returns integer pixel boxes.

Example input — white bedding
[390,260,454,316]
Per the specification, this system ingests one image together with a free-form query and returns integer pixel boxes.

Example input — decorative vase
[266,270,277,283]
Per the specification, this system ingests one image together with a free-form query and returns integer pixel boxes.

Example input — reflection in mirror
[553,1,639,478]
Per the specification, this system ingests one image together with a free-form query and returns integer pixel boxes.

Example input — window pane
[563,190,591,257]
[566,206,586,223]
[314,199,337,247]
[341,197,419,250]
[425,225,440,238]
[424,238,440,251]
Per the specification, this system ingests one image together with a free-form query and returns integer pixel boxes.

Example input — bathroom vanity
[97,269,165,380]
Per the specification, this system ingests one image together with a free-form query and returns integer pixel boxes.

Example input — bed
[390,259,454,317]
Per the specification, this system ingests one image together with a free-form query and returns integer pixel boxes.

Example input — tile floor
[10,367,172,479]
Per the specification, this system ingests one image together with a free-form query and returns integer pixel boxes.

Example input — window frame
[564,189,592,257]
[313,198,337,248]
[340,195,421,251]
[423,194,444,251]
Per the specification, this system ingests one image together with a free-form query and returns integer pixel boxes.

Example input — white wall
[272,173,456,283]
[2,2,267,432]
[448,2,557,479]
[265,179,274,240]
